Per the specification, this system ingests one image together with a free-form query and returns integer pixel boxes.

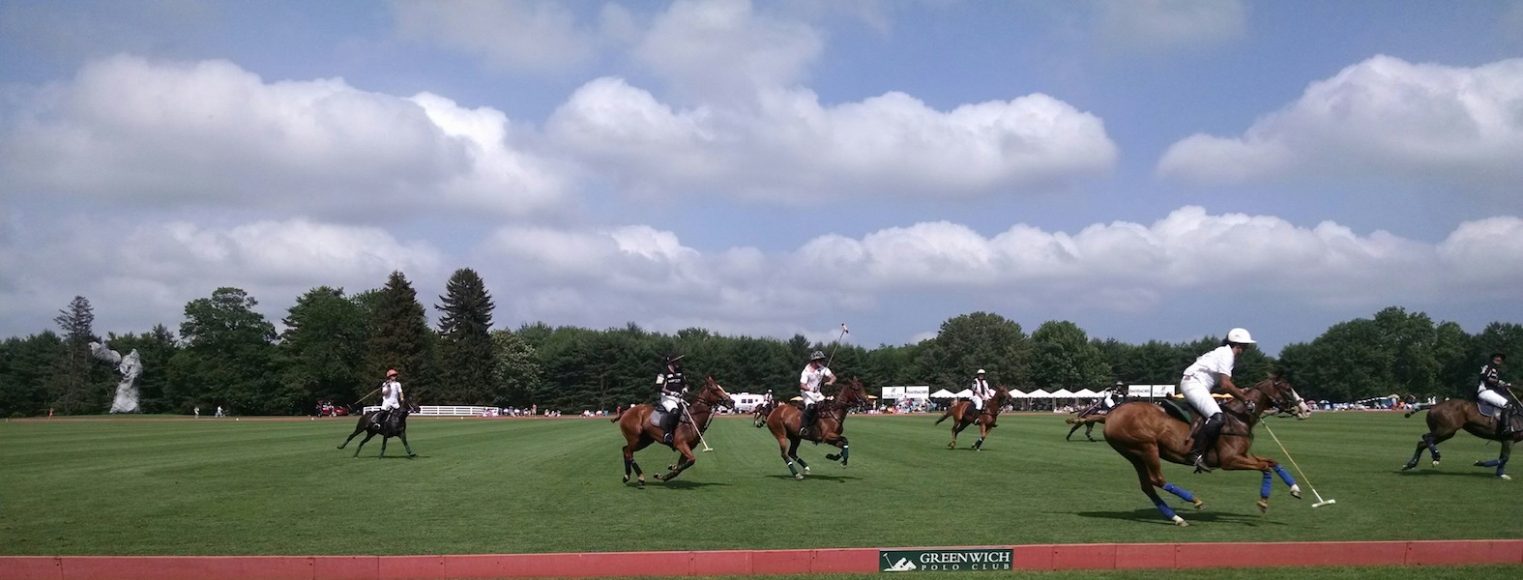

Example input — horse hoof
[1502,474,1513,481]
[1400,463,1416,471]
[1172,516,1189,527]
[1433,460,1441,467]
[1256,499,1269,513]
[1290,486,1303,499]
[653,474,664,481]
[623,475,630,483]
[794,473,805,480]
[804,466,812,473]
[1192,499,1205,511]
[637,481,645,489]
[667,464,677,470]
[947,442,956,450]
[1475,460,1488,467]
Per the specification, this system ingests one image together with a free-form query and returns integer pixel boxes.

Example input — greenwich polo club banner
[879,548,1014,572]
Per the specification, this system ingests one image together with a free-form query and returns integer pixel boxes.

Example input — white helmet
[1227,328,1255,344]
[976,369,986,374]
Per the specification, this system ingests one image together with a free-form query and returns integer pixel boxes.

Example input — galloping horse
[752,401,776,428]
[1401,398,1523,479]
[612,376,734,488]
[1102,377,1310,526]
[1066,411,1108,442]
[766,377,872,479]
[337,402,418,458]
[934,386,1012,450]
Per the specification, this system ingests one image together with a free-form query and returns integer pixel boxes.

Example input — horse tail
[935,407,953,425]
[610,408,627,423]
[1065,416,1079,425]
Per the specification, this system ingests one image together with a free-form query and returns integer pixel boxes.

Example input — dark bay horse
[1102,378,1309,526]
[766,377,872,479]
[337,403,417,458]
[934,386,1012,450]
[1401,398,1523,479]
[752,401,776,428]
[612,376,734,488]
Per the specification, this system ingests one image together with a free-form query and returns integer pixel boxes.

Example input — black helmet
[1494,352,1507,362]
[810,350,826,361]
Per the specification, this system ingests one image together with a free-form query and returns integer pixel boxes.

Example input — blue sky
[2,0,1521,353]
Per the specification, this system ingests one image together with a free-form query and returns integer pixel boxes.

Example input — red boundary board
[3,540,1520,579]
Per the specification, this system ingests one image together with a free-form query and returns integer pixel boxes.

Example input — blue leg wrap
[1152,496,1177,520]
[1260,471,1272,498]
[1273,464,1297,487]
[1162,482,1195,502]
[1478,459,1502,468]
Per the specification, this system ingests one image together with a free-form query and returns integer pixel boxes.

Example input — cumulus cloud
[1094,0,1248,53]
[391,0,600,73]
[0,55,570,218]
[632,0,824,101]
[547,78,1117,201]
[0,215,445,337]
[1158,55,1523,188]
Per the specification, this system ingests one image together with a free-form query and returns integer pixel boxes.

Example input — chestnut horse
[337,402,418,458]
[1401,398,1523,479]
[934,386,1012,450]
[1066,412,1107,442]
[766,377,872,479]
[612,376,733,488]
[1102,377,1309,526]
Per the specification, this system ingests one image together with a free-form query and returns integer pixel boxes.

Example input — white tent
[1025,389,1052,398]
[952,389,973,398]
[1008,389,1027,398]
[1051,389,1076,398]
[929,389,956,399]
[1073,389,1099,398]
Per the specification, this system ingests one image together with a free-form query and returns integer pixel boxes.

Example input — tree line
[1,268,1519,417]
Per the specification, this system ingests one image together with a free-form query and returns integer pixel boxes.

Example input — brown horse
[752,401,776,428]
[1401,398,1523,479]
[1102,377,1309,526]
[934,386,1012,450]
[1066,412,1108,441]
[611,376,734,488]
[766,377,872,479]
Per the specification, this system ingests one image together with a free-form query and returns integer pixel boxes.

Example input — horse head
[695,375,735,410]
[833,377,872,411]
[1249,375,1307,419]
[991,385,1013,408]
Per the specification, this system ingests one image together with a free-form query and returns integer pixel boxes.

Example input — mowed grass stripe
[2,412,1521,555]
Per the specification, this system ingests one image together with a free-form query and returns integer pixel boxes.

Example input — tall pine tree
[366,271,436,402]
[436,268,495,404]
[48,296,103,414]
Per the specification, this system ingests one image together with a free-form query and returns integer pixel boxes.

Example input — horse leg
[1475,439,1513,480]
[398,432,415,457]
[1220,455,1278,513]
[1271,463,1302,499]
[824,435,850,466]
[949,421,963,450]
[1085,421,1097,442]
[352,432,376,458]
[971,422,987,451]
[658,443,697,482]
[1128,449,1192,526]
[378,435,388,458]
[338,426,365,449]
[779,436,803,480]
[790,438,811,474]
[1066,421,1083,441]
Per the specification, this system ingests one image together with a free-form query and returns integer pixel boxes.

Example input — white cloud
[1094,0,1248,53]
[547,78,1116,201]
[0,55,571,218]
[633,0,824,101]
[0,215,445,337]
[1158,55,1523,188]
[391,0,599,73]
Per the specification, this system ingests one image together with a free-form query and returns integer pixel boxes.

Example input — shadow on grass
[1395,469,1505,479]
[1074,509,1290,527]
[763,473,862,483]
[648,479,731,489]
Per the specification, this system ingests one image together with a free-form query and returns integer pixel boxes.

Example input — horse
[1102,377,1310,526]
[766,377,872,479]
[752,401,776,428]
[934,385,1012,450]
[337,402,418,458]
[1066,409,1108,441]
[611,376,734,488]
[1401,398,1523,479]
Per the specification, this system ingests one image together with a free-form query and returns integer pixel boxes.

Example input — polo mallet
[1262,422,1336,508]
[683,405,715,452]
[824,323,850,368]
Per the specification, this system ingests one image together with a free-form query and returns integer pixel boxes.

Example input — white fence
[361,405,501,417]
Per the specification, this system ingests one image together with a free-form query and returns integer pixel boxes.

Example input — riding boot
[662,410,679,444]
[800,407,815,438]
[1190,414,1223,473]
[1499,407,1512,439]
[375,410,389,431]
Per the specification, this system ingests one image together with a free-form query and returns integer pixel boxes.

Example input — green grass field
[2,412,1521,556]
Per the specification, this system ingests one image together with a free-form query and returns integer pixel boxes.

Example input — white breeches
[381,401,400,411]
[972,397,985,411]
[660,394,683,413]
[1479,389,1510,408]
[1181,379,1221,418]
[801,390,824,407]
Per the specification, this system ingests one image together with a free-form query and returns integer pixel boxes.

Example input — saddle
[1479,400,1503,419]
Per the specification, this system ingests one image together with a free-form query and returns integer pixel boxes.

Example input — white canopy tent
[1073,389,1099,398]
[1050,388,1076,398]
[929,389,956,399]
[1024,389,1052,399]
[952,389,973,398]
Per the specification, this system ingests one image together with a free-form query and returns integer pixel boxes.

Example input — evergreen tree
[366,271,436,402]
[0,332,64,417]
[281,286,368,408]
[48,296,105,414]
[436,268,496,404]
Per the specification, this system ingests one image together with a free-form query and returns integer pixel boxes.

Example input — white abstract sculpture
[89,341,142,413]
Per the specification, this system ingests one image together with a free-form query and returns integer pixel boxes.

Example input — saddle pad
[1479,401,1502,419]
[1156,398,1194,424]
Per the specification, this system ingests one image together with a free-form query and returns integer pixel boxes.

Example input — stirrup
[1191,454,1213,473]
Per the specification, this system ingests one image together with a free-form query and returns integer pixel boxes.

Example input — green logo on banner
[879,549,1012,572]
